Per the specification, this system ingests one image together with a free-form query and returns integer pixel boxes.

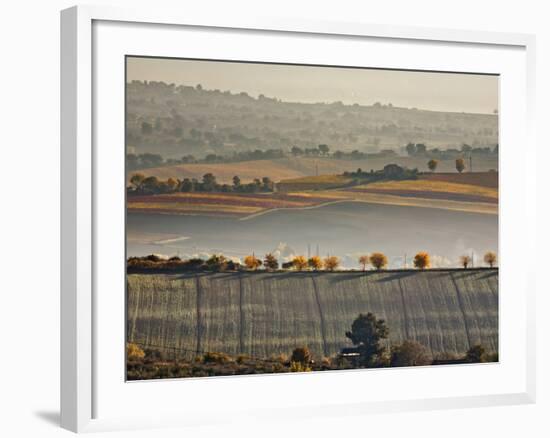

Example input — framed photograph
[61,5,536,433]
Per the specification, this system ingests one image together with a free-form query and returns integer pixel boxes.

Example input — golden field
[128,172,498,217]
[128,156,499,185]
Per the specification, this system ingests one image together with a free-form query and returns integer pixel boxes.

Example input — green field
[127,270,498,359]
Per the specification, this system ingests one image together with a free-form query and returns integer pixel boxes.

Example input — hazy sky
[127,57,498,114]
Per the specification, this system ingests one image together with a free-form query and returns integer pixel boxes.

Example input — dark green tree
[205,254,227,271]
[291,146,303,156]
[345,313,389,367]
[180,178,194,192]
[141,176,160,193]
[261,176,273,191]
[263,253,279,271]
[202,173,217,191]
[291,346,312,365]
[405,142,416,156]
[318,144,330,155]
[415,143,427,155]
[129,173,145,190]
[141,121,153,135]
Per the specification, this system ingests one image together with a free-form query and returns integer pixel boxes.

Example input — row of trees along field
[127,251,498,272]
[128,172,274,195]
[427,157,479,173]
[126,141,497,171]
[246,251,497,271]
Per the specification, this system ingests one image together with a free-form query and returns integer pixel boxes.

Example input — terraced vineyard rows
[127,270,498,359]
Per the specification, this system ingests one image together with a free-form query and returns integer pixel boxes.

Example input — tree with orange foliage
[244,254,262,270]
[323,256,340,271]
[370,252,388,270]
[413,252,430,269]
[292,255,308,271]
[358,255,370,271]
[127,343,145,360]
[455,158,466,173]
[308,256,323,271]
[427,159,438,172]
[484,251,497,268]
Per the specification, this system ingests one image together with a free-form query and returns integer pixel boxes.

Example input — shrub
[390,340,432,367]
[464,344,487,363]
[145,254,162,262]
[269,353,288,364]
[236,354,250,364]
[144,347,165,361]
[127,343,145,360]
[291,346,312,365]
[206,254,228,271]
[203,352,233,364]
[290,361,312,372]
[485,352,499,362]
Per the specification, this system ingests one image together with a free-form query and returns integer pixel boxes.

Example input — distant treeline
[126,141,498,171]
[127,172,274,195]
[405,142,498,159]
[341,163,418,181]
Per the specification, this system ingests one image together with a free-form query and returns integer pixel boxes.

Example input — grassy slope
[419,171,499,188]
[127,270,498,359]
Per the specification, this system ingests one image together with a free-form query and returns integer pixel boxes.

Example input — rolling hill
[127,270,498,360]
[127,81,498,159]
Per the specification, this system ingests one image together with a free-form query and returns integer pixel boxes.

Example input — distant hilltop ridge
[126,80,498,159]
[127,79,496,114]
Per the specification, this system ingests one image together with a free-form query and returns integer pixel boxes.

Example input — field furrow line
[450,273,472,349]
[310,275,328,357]
[397,278,411,340]
[196,276,203,354]
[239,273,245,354]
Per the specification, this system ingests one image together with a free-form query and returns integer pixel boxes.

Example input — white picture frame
[61,4,537,433]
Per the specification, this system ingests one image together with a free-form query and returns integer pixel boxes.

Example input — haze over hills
[126,81,499,159]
